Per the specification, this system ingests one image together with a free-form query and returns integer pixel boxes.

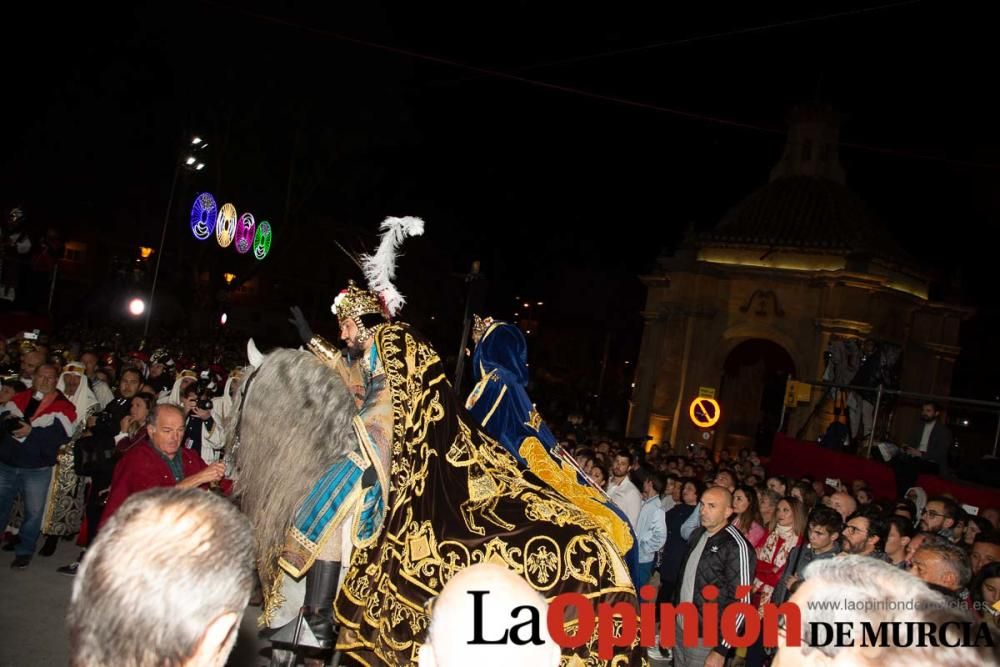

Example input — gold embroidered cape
[334,325,643,666]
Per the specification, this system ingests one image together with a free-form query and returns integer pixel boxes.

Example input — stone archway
[720,339,796,455]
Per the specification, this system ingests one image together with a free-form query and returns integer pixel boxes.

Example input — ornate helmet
[471,314,496,345]
[333,280,388,324]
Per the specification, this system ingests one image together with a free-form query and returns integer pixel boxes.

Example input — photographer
[88,368,142,439]
[161,369,198,406]
[145,349,175,398]
[180,384,225,464]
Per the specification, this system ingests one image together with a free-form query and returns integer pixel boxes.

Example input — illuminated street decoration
[190,193,217,240]
[216,203,237,248]
[235,212,256,254]
[190,194,272,260]
[253,221,272,260]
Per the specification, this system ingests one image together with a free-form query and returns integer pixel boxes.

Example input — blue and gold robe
[465,321,639,579]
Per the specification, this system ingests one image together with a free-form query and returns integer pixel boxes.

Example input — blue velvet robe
[466,322,639,581]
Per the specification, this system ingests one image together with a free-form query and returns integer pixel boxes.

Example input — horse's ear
[247,338,264,368]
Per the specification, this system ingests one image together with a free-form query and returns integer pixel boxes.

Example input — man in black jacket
[673,486,755,667]
[893,401,953,497]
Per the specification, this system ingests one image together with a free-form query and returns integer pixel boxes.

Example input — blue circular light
[190,193,217,241]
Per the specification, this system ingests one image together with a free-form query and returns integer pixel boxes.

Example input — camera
[4,416,26,433]
[192,380,214,412]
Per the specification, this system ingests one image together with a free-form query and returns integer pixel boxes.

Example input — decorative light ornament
[235,213,256,254]
[253,221,272,260]
[190,193,217,241]
[216,203,237,248]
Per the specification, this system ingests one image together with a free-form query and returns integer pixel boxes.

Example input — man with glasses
[919,496,960,540]
[839,508,889,560]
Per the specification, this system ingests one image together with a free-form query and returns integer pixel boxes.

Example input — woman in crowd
[972,561,1000,629]
[965,516,993,550]
[767,475,789,497]
[747,496,807,666]
[115,392,156,453]
[733,484,767,548]
[791,481,819,513]
[589,462,608,489]
[758,488,782,532]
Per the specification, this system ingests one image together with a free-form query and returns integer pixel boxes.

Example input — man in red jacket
[0,364,76,568]
[100,404,224,529]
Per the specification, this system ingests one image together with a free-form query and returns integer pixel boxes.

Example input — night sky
[4,1,999,408]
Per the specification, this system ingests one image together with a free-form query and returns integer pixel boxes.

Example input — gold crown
[333,280,385,323]
[471,315,495,344]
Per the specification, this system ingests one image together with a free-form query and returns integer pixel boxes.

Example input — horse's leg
[461,499,486,536]
[482,498,515,532]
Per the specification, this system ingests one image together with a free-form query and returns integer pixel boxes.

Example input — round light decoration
[234,213,256,254]
[215,203,237,248]
[253,221,272,260]
[190,193,217,240]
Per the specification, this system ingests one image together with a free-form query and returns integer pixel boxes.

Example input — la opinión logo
[464,585,995,659]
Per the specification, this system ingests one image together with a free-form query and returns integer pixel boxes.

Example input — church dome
[700,104,913,267]
[706,175,908,261]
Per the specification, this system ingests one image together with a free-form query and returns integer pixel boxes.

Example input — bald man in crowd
[418,564,560,667]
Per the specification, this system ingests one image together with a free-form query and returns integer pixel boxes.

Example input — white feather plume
[360,216,424,317]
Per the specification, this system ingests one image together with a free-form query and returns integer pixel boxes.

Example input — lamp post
[143,135,208,338]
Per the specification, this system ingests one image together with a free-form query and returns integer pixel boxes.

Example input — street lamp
[129,298,146,316]
[144,134,208,338]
